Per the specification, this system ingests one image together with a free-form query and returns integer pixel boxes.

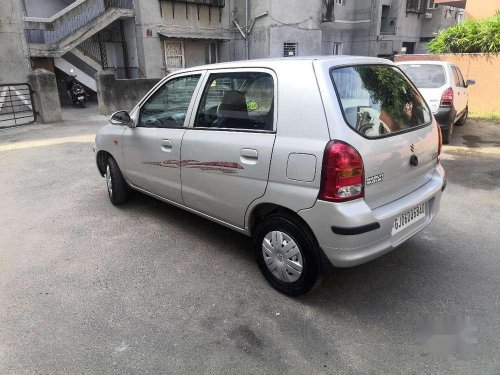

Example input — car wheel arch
[96,150,113,177]
[248,203,315,240]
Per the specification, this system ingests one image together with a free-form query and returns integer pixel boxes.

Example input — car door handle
[161,139,173,152]
[240,148,258,164]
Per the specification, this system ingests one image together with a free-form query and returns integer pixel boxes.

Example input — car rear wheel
[253,215,321,296]
[455,106,468,127]
[106,156,129,205]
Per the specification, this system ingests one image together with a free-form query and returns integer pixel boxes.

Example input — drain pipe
[245,0,249,59]
[233,11,268,60]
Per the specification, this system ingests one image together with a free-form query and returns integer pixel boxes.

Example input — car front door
[455,66,468,115]
[451,66,466,117]
[122,73,203,203]
[180,69,277,228]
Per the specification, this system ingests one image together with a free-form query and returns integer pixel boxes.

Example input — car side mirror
[466,79,475,87]
[109,110,133,126]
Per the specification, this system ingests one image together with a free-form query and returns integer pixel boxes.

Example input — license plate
[78,96,84,100]
[392,202,426,235]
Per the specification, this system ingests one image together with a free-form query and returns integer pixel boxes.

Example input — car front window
[139,75,201,128]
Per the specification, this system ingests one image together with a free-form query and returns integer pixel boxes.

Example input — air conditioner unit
[425,13,433,18]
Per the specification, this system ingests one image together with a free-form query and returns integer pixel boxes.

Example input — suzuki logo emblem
[410,143,415,153]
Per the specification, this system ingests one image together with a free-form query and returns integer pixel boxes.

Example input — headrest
[217,90,248,119]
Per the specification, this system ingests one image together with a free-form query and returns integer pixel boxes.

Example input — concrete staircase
[55,52,98,92]
[25,0,134,58]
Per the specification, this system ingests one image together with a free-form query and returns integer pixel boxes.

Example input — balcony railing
[162,0,225,7]
[25,0,134,45]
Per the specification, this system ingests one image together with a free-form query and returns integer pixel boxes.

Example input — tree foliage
[428,13,500,53]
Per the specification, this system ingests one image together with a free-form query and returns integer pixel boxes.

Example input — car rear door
[315,61,439,210]
[122,72,204,203]
[180,68,277,228]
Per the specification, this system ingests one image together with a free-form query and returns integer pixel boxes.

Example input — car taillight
[440,87,453,106]
[318,141,364,202]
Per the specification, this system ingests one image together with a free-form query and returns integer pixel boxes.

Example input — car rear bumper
[298,164,446,268]
[434,106,456,129]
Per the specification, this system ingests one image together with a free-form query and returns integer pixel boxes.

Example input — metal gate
[0,83,37,129]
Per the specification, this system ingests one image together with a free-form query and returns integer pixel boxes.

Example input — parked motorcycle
[66,70,89,107]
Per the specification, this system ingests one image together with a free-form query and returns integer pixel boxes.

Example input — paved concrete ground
[1,107,499,374]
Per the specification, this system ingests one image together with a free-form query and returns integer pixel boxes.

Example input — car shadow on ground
[116,190,464,320]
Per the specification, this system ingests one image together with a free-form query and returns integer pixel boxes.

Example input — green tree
[428,13,500,54]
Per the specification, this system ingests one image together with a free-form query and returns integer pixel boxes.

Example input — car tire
[441,122,453,144]
[253,214,322,296]
[455,106,468,127]
[105,156,129,205]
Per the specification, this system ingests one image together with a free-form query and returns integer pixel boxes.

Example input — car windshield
[399,64,446,88]
[331,65,432,139]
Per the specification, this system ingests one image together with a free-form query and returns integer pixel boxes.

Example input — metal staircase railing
[25,0,134,45]
[77,36,106,67]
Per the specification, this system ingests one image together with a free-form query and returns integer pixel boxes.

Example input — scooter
[66,70,89,107]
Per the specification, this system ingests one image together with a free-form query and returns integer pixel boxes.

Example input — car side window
[455,68,466,87]
[451,67,463,87]
[138,75,201,128]
[194,72,274,131]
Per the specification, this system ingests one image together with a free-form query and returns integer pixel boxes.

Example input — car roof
[175,56,394,74]
[396,60,453,67]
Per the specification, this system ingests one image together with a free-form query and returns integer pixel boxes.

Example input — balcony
[160,0,225,7]
[406,0,426,14]
[434,0,466,8]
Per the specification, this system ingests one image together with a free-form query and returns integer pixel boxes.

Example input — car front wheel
[253,215,322,296]
[105,156,129,205]
[456,106,468,127]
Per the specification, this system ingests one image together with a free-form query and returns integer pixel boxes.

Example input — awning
[157,28,231,41]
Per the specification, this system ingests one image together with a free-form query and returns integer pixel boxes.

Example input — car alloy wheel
[106,164,113,197]
[262,230,303,283]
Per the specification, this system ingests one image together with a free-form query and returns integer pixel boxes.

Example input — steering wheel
[144,117,162,127]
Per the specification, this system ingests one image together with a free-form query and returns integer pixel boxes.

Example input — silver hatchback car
[95,57,446,296]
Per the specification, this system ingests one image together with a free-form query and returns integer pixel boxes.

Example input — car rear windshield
[331,65,432,139]
[398,64,446,88]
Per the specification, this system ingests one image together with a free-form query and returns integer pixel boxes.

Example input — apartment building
[1,0,463,98]
[238,0,463,59]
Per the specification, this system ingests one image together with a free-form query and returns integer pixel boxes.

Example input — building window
[333,42,343,55]
[380,5,396,34]
[164,41,184,71]
[401,41,416,54]
[206,42,218,64]
[427,0,438,9]
[283,42,298,57]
